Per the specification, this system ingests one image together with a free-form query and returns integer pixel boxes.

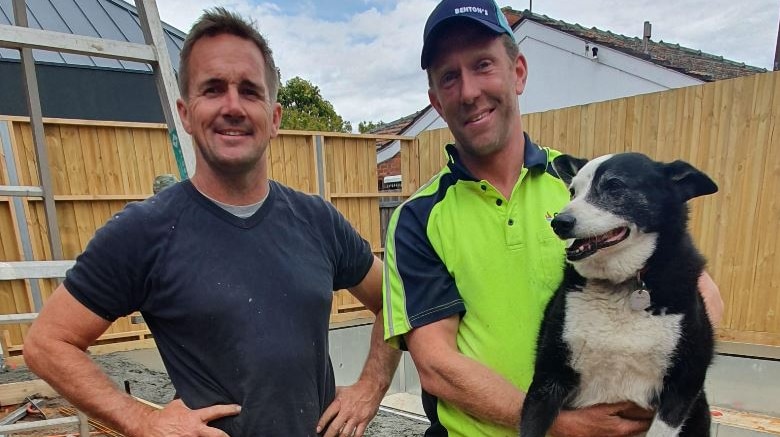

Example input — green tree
[358,120,386,134]
[277,77,352,133]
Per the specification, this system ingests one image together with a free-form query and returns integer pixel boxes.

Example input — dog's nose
[551,214,576,238]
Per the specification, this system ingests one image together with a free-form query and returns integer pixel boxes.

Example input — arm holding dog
[406,315,524,428]
[405,314,652,436]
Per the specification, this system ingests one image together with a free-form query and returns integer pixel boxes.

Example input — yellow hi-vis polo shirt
[383,133,570,436]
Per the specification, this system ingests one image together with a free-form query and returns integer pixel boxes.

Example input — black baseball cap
[421,0,516,69]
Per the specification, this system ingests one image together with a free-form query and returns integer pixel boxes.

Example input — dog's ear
[664,160,718,201]
[552,155,588,185]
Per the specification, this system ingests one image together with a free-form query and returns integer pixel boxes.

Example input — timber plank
[131,128,154,195]
[0,380,57,406]
[115,127,140,194]
[59,125,89,195]
[96,127,123,195]
[78,126,106,195]
[711,406,780,434]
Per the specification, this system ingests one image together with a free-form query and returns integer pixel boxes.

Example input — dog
[519,152,717,437]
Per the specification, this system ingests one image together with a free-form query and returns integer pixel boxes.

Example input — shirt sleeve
[63,201,159,321]
[383,200,464,349]
[324,201,374,291]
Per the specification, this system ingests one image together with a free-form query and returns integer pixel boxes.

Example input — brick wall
[377,152,401,180]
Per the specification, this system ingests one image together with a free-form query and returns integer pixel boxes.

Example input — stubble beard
[196,139,268,177]
[453,126,506,161]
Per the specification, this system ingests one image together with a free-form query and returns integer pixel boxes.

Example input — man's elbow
[415,360,452,398]
[418,373,441,397]
[22,328,49,375]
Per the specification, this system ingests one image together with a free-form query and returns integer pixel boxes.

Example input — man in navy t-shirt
[23,7,400,437]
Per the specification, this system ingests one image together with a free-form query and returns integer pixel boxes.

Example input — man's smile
[464,108,494,126]
[215,128,251,137]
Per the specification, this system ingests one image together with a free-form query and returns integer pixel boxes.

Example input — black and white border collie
[520,153,718,437]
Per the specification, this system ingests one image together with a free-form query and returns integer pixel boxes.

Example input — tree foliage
[277,77,351,133]
[358,120,386,134]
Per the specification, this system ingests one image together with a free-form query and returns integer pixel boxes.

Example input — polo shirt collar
[445,132,547,181]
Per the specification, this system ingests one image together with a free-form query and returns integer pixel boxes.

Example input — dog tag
[629,288,652,311]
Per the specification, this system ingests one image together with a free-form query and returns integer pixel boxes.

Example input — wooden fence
[415,71,780,348]
[267,131,414,322]
[1,118,178,360]
[3,69,779,360]
[0,116,414,362]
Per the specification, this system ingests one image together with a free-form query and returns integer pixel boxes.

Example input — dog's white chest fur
[563,284,683,409]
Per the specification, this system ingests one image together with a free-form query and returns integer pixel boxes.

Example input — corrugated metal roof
[0,0,186,72]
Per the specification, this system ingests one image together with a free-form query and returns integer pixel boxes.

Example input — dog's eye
[569,187,575,199]
[603,178,626,191]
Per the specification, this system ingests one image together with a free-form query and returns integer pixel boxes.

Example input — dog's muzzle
[551,213,576,239]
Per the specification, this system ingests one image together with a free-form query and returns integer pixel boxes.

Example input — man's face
[426,23,527,159]
[176,33,281,176]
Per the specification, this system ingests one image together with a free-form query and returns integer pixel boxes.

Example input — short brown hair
[178,7,280,102]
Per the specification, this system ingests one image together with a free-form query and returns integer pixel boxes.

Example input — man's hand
[317,380,383,437]
[134,399,241,437]
[549,402,653,437]
[699,271,723,327]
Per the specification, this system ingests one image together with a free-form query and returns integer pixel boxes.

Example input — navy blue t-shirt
[64,180,374,436]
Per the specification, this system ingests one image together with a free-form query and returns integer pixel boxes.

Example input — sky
[152,0,780,131]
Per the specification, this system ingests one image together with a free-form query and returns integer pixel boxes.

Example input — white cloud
[155,0,225,33]
[240,0,437,127]
[154,0,778,131]
[156,0,435,129]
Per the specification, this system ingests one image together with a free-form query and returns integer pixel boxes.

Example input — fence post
[315,135,326,198]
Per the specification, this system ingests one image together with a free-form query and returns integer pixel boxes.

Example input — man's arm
[24,284,240,437]
[318,256,402,437]
[406,314,522,426]
[405,314,651,437]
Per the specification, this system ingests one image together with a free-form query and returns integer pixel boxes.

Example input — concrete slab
[110,348,166,373]
[381,392,426,417]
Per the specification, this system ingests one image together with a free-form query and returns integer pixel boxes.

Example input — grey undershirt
[199,186,269,218]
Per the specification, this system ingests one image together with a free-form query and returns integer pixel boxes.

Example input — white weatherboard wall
[516,19,702,115]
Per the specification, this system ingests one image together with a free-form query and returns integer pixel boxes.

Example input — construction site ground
[0,351,428,436]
